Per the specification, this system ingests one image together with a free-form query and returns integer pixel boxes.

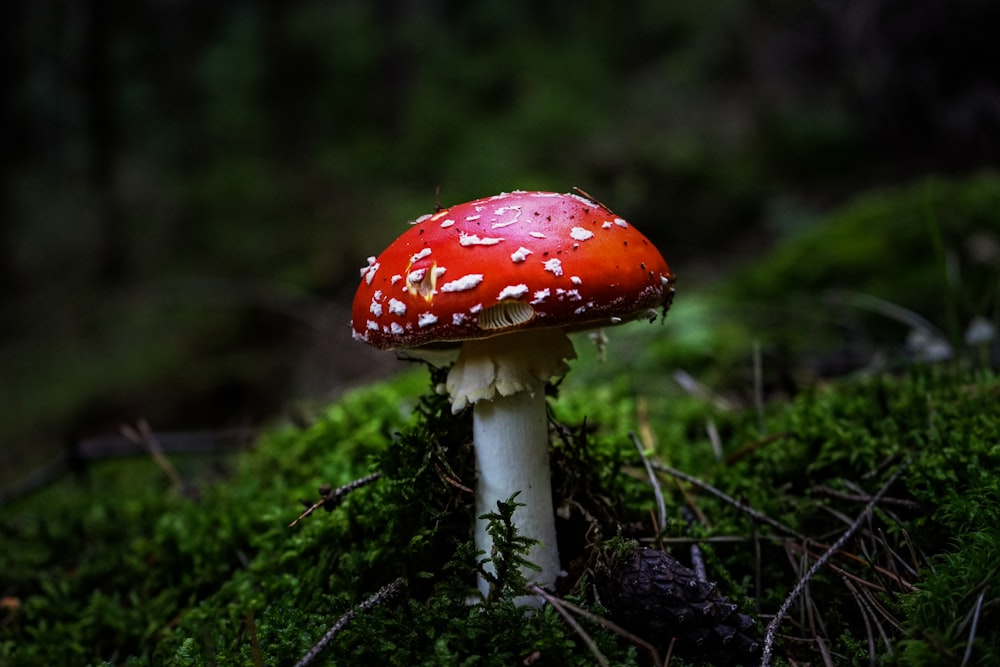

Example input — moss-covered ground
[2,173,998,666]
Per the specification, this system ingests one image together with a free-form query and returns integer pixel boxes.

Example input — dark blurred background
[3,0,999,493]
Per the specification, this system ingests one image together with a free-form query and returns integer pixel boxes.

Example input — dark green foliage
[727,172,1000,360]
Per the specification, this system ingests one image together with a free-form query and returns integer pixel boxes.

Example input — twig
[528,585,610,667]
[121,419,184,491]
[650,462,805,540]
[960,589,986,667]
[784,539,918,593]
[690,544,707,583]
[293,578,405,667]
[673,369,735,410]
[753,340,765,434]
[706,417,723,462]
[760,459,911,666]
[289,473,382,528]
[630,433,666,534]
[246,609,263,667]
[526,584,662,666]
[810,484,921,511]
[840,573,883,666]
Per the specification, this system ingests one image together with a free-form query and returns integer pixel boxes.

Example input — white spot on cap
[491,206,522,227]
[414,213,433,224]
[390,274,403,285]
[433,266,447,279]
[614,218,629,228]
[529,231,546,239]
[510,246,533,263]
[370,300,383,316]
[440,219,455,228]
[453,313,468,325]
[470,303,483,313]
[388,298,406,316]
[440,274,484,292]
[531,288,550,304]
[497,284,529,300]
[570,276,582,285]
[390,322,405,334]
[407,268,427,284]
[363,259,380,285]
[459,232,504,246]
[366,320,378,331]
[418,312,438,328]
[570,227,594,241]
[359,256,377,277]
[410,247,432,263]
[543,258,563,276]
[602,221,613,229]
[465,215,481,221]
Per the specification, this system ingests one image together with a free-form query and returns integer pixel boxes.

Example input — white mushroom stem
[473,383,558,600]
[445,328,576,602]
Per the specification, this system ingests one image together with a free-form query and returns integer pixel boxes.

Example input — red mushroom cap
[351,190,675,350]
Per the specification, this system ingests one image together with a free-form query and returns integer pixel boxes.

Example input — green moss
[4,357,997,665]
[3,174,1000,665]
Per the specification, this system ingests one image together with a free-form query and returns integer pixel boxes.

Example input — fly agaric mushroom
[351,190,674,600]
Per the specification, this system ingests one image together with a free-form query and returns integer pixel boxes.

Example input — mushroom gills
[478,301,535,330]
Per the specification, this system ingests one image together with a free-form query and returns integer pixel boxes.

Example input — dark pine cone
[596,546,761,665]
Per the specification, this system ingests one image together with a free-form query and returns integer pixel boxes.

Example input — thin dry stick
[293,577,405,667]
[246,609,263,667]
[839,573,881,667]
[961,589,986,667]
[121,419,184,491]
[785,539,918,593]
[289,472,382,527]
[810,484,921,511]
[706,417,724,462]
[527,584,662,666]
[528,585,610,667]
[760,459,911,667]
[631,432,666,534]
[650,462,805,540]
[805,594,834,667]
[753,340,766,434]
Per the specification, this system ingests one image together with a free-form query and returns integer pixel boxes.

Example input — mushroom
[351,190,675,601]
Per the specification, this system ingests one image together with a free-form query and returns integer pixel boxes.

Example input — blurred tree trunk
[85,0,127,284]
